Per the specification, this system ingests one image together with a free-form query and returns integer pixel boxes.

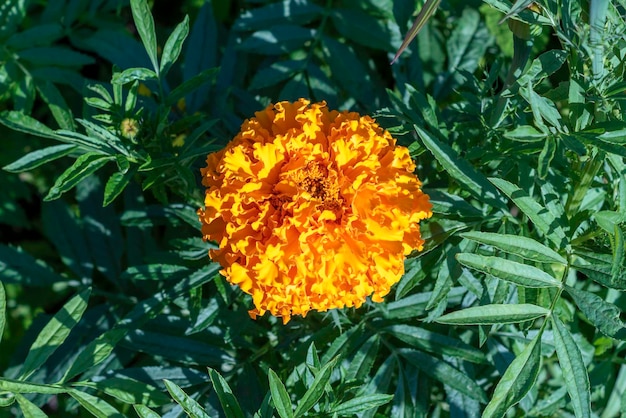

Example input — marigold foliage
[198,99,432,323]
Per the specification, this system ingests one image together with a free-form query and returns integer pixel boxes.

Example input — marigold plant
[198,99,432,323]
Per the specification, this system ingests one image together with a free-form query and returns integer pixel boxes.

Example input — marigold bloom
[198,99,432,323]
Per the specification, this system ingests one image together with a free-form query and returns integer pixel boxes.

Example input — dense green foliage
[1,0,626,417]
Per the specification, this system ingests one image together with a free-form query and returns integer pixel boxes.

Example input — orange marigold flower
[198,99,432,323]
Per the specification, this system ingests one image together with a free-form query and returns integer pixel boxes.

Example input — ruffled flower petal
[198,99,432,323]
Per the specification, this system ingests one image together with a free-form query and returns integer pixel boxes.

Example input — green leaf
[399,349,488,403]
[69,389,124,418]
[383,324,486,363]
[239,25,315,55]
[503,125,547,142]
[456,253,561,288]
[331,8,398,52]
[111,67,158,85]
[482,332,542,418]
[0,244,66,286]
[61,327,129,383]
[164,379,211,418]
[436,304,549,325]
[3,144,76,173]
[0,0,27,39]
[103,167,137,206]
[36,80,75,130]
[565,286,626,339]
[489,178,568,249]
[233,1,323,31]
[74,377,170,407]
[166,68,219,106]
[122,330,233,366]
[0,282,5,345]
[121,264,190,281]
[391,0,441,63]
[20,288,91,380]
[0,110,59,139]
[537,136,556,179]
[44,152,114,201]
[134,404,162,418]
[416,125,508,211]
[160,15,190,76]
[268,369,294,418]
[249,60,304,90]
[130,0,159,73]
[0,378,66,394]
[18,46,94,67]
[15,393,48,418]
[460,231,567,264]
[6,23,63,49]
[551,316,591,418]
[208,369,245,418]
[346,335,380,381]
[294,357,338,416]
[330,394,395,415]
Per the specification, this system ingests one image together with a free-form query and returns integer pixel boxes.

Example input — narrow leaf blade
[436,304,548,325]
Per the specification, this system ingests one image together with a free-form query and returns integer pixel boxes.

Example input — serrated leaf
[331,8,398,52]
[36,80,75,130]
[537,136,556,179]
[239,25,315,55]
[20,288,91,380]
[416,125,508,211]
[234,0,323,31]
[130,0,159,73]
[3,144,75,173]
[383,324,486,363]
[74,377,169,407]
[346,335,380,381]
[61,327,128,383]
[460,231,567,264]
[250,60,305,90]
[294,357,338,416]
[15,393,47,418]
[160,15,189,76]
[551,316,591,418]
[399,349,487,403]
[166,68,219,106]
[436,304,549,325]
[111,67,158,85]
[0,244,66,286]
[503,125,547,142]
[45,152,114,201]
[330,394,394,416]
[456,253,561,288]
[69,389,124,418]
[6,23,63,49]
[268,369,294,418]
[164,379,211,418]
[121,264,190,281]
[208,369,245,418]
[122,330,233,366]
[0,378,65,394]
[482,332,542,418]
[0,110,59,139]
[134,404,161,418]
[489,178,568,248]
[103,167,137,206]
[566,286,626,339]
[18,46,94,67]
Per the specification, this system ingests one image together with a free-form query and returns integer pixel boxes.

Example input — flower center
[290,161,343,212]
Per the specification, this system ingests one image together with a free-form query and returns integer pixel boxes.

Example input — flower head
[198,99,432,323]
